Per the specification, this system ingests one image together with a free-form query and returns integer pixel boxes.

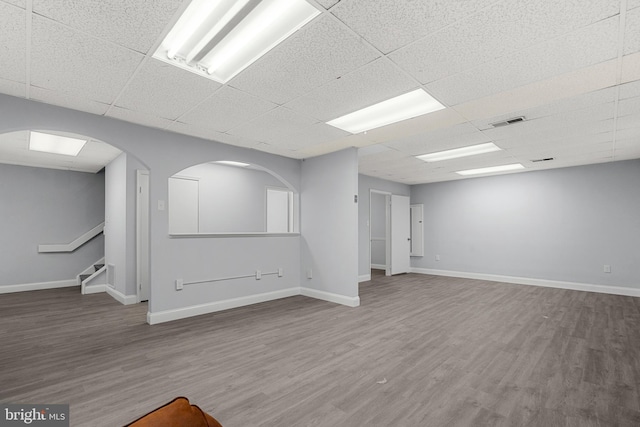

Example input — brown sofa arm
[124,397,223,427]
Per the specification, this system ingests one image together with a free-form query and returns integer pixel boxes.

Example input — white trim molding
[371,264,386,270]
[0,279,77,294]
[300,287,360,307]
[147,287,300,325]
[106,286,138,306]
[411,268,640,298]
[83,284,107,295]
[38,222,105,253]
[358,274,371,282]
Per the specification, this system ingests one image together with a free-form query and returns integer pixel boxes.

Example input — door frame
[136,170,150,303]
[369,189,392,276]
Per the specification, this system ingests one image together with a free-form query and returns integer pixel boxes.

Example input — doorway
[136,170,150,302]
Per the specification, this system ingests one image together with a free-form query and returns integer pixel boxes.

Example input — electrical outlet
[256,270,261,280]
[435,254,440,261]
[307,269,313,279]
[176,279,183,290]
[604,265,611,273]
[278,268,283,277]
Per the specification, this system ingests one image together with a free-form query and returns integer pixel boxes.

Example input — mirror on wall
[168,161,296,235]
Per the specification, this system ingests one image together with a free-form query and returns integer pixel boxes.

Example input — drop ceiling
[0,0,639,183]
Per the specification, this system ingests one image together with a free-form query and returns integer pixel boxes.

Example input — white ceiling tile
[624,7,640,55]
[617,96,640,116]
[358,144,393,157]
[32,0,183,54]
[284,58,417,121]
[385,125,492,156]
[619,79,640,99]
[114,59,221,121]
[471,87,617,130]
[331,0,496,54]
[166,121,261,149]
[616,114,640,131]
[0,2,26,83]
[270,123,349,150]
[229,15,380,105]
[390,0,619,84]
[253,142,305,159]
[629,0,640,9]
[227,107,319,143]
[1,0,24,8]
[29,86,110,115]
[30,16,144,104]
[316,0,340,8]
[178,86,277,133]
[426,17,619,105]
[106,106,176,130]
[0,78,26,98]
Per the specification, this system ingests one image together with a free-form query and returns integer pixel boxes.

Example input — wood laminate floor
[1,272,640,426]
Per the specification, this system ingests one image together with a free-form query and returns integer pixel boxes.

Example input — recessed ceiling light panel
[456,163,525,176]
[417,142,501,162]
[29,131,87,157]
[326,89,446,134]
[154,0,320,83]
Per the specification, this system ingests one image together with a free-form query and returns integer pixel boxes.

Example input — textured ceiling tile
[331,0,495,54]
[284,58,417,121]
[0,78,26,98]
[32,0,183,54]
[629,0,640,10]
[616,113,640,130]
[29,86,110,115]
[624,7,640,55]
[385,126,492,156]
[0,2,26,83]
[390,0,619,84]
[272,123,350,150]
[617,96,640,116]
[106,105,176,130]
[115,59,221,121]
[230,15,380,105]
[426,17,619,106]
[227,107,318,143]
[619,79,640,99]
[30,16,144,104]
[315,0,340,8]
[178,86,277,133]
[471,87,617,129]
[1,0,24,8]
[166,121,261,149]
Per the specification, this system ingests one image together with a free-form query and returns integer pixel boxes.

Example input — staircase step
[79,274,91,283]
[94,264,104,272]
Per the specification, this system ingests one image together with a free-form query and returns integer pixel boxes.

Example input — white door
[136,171,150,302]
[168,177,199,234]
[391,195,411,275]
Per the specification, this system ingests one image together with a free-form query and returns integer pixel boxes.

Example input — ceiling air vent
[531,157,554,163]
[490,116,525,128]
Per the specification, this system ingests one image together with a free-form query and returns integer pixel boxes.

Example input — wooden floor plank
[1,272,640,426]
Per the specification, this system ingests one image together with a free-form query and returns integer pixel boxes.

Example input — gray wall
[0,163,104,286]
[177,162,286,233]
[301,149,359,299]
[410,160,640,288]
[104,152,144,296]
[0,94,302,315]
[357,174,410,277]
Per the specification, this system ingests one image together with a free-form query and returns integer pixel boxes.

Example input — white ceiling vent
[490,116,525,128]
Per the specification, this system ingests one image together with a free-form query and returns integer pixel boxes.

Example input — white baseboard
[147,287,300,325]
[300,287,360,307]
[0,279,77,294]
[358,274,371,282]
[411,268,640,297]
[83,284,107,295]
[105,286,138,306]
[371,264,386,270]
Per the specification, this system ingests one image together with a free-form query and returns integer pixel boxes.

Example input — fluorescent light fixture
[326,89,445,134]
[154,0,320,83]
[456,163,525,176]
[417,143,502,162]
[29,131,87,156]
[216,160,249,167]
